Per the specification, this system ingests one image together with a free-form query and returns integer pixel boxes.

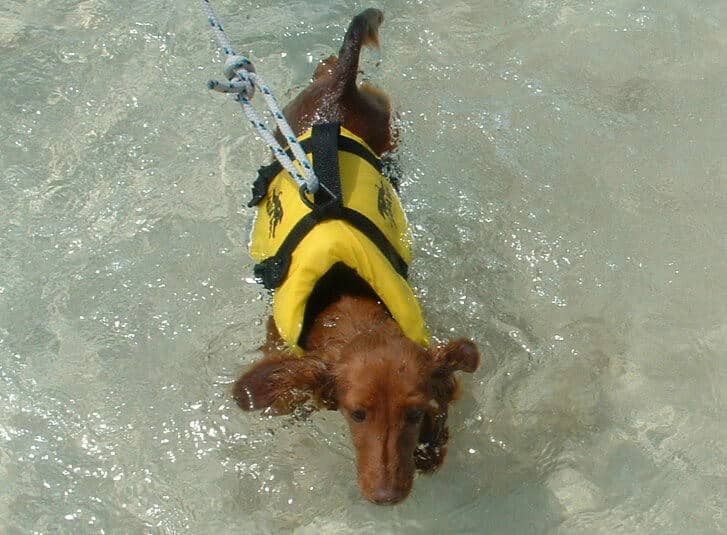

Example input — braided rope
[200,0,321,195]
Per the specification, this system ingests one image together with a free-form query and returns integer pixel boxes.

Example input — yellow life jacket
[248,123,429,353]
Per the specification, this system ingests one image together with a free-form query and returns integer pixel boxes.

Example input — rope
[200,0,322,195]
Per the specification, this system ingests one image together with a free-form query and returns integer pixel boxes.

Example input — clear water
[1,0,726,533]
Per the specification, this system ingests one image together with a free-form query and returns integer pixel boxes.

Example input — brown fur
[234,9,480,504]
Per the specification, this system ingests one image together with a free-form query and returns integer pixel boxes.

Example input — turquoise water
[1,0,726,533]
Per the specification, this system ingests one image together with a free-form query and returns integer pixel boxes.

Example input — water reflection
[1,0,726,533]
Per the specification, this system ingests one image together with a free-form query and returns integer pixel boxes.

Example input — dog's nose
[370,487,406,505]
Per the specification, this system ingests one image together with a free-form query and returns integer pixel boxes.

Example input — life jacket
[248,123,429,354]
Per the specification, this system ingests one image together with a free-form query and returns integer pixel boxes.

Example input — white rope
[200,0,321,195]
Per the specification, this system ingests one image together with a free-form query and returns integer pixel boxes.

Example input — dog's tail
[334,8,384,93]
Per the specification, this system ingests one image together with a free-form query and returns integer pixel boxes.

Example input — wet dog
[233,8,480,504]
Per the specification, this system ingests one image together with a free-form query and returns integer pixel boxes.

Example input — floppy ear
[426,338,480,410]
[431,338,480,375]
[417,339,479,467]
[233,355,335,414]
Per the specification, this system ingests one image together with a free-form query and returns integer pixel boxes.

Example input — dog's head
[233,335,479,504]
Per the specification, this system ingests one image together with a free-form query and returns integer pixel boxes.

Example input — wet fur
[234,9,480,505]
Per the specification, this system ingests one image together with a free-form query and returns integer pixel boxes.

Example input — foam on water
[1,0,726,533]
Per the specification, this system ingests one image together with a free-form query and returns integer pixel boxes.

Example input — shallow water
[2,0,726,533]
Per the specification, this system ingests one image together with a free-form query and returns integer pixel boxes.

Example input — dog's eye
[351,409,366,422]
[405,408,425,424]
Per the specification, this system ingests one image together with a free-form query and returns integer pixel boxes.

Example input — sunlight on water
[1,0,726,533]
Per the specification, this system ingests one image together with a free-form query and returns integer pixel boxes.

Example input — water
[1,0,726,532]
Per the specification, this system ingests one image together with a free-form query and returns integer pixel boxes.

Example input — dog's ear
[233,355,335,414]
[421,339,479,450]
[431,338,480,376]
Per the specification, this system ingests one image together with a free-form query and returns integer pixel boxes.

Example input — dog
[233,8,480,505]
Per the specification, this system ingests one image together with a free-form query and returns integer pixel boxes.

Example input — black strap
[337,135,382,177]
[254,207,408,289]
[248,130,386,207]
[341,207,409,278]
[311,123,343,212]
[253,213,320,289]
[249,162,280,207]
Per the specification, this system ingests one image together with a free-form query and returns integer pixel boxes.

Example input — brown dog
[234,8,480,505]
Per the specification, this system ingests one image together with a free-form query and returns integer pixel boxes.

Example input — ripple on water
[2,0,727,533]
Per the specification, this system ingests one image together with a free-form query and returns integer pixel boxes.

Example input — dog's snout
[369,486,407,505]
